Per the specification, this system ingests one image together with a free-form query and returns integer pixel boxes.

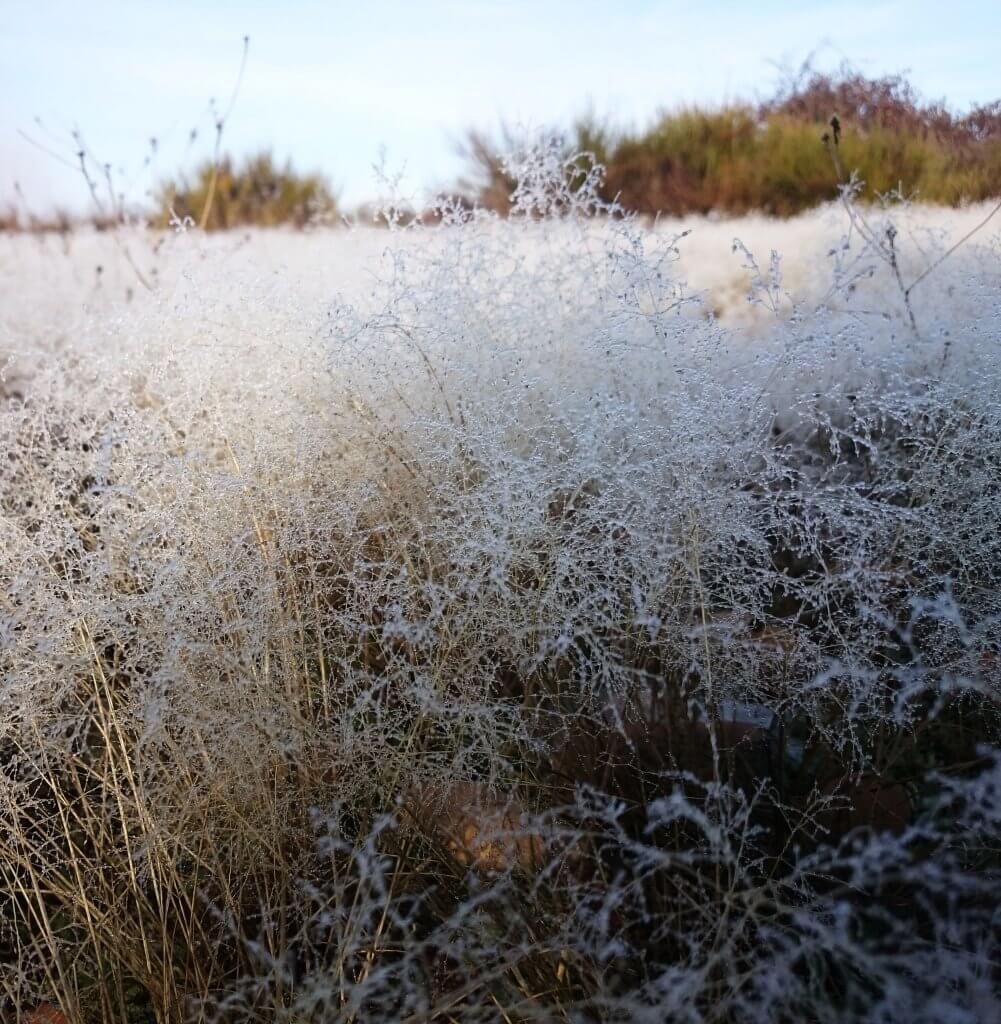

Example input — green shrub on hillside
[464,69,1001,217]
[156,150,337,230]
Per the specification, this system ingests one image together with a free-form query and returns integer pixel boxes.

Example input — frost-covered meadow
[1,157,1000,1022]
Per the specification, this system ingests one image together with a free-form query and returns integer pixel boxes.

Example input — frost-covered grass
[1,156,999,1022]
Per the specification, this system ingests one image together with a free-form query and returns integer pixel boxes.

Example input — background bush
[155,149,337,230]
[463,66,1001,216]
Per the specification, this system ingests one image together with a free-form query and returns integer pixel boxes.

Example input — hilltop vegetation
[154,150,338,230]
[5,66,999,235]
[461,66,1001,216]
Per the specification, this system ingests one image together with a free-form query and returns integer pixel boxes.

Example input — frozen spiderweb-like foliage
[0,140,999,1021]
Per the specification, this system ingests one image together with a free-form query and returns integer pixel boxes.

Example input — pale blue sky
[2,0,999,214]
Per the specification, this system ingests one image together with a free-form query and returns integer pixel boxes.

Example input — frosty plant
[821,112,1001,347]
[0,138,999,1023]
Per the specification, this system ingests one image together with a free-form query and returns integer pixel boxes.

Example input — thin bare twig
[906,196,1001,296]
[199,35,250,230]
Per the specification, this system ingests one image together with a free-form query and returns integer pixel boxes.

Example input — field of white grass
[5,197,998,324]
[1,166,1000,1022]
